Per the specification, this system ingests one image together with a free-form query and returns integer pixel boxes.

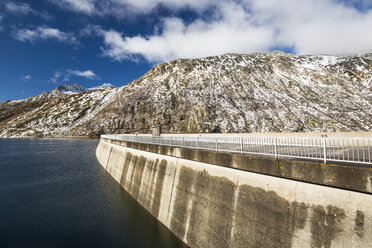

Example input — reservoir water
[0,138,184,248]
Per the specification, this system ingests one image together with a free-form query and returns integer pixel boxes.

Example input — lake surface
[0,138,184,248]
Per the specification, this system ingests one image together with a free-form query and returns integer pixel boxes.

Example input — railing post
[240,137,243,154]
[182,137,185,148]
[216,138,218,152]
[197,136,199,150]
[323,138,327,163]
[275,138,278,158]
[170,137,172,147]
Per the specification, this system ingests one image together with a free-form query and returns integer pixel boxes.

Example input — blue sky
[0,0,371,102]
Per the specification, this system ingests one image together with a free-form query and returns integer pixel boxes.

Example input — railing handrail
[102,134,372,140]
[101,134,372,165]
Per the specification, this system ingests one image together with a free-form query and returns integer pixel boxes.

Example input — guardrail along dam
[96,134,372,248]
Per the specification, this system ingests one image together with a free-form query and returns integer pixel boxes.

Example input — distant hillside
[0,52,371,137]
[0,83,119,137]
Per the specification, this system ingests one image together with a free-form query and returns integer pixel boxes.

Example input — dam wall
[96,137,372,248]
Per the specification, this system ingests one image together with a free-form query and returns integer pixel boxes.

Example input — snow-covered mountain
[87,83,115,91]
[52,83,86,95]
[0,51,371,137]
[0,83,119,137]
[52,83,114,95]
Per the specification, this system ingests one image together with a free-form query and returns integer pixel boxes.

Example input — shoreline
[0,136,97,139]
[1,131,372,139]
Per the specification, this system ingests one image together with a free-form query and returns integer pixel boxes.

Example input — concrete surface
[96,138,372,248]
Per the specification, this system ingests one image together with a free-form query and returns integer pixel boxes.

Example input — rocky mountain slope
[0,83,119,137]
[0,51,371,137]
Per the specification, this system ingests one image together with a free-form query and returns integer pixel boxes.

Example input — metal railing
[102,134,372,165]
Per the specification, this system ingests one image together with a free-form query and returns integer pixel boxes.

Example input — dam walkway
[102,134,372,165]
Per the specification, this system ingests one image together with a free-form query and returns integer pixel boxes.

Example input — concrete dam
[96,135,372,248]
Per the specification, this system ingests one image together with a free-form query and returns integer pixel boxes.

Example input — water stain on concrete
[170,167,196,240]
[290,201,308,230]
[180,147,196,162]
[186,170,236,248]
[105,146,113,169]
[232,185,307,248]
[120,152,132,186]
[127,155,138,193]
[355,210,364,238]
[171,166,311,248]
[151,159,167,218]
[310,205,346,248]
[130,155,146,199]
[139,159,155,209]
[117,152,167,220]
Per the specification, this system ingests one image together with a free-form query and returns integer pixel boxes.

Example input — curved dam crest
[96,138,372,248]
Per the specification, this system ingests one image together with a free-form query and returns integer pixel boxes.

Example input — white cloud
[50,69,99,83]
[100,17,274,63]
[49,0,217,16]
[14,26,77,44]
[50,71,62,83]
[245,0,372,55]
[5,1,52,19]
[109,0,216,12]
[5,2,33,15]
[67,69,100,79]
[21,75,32,81]
[49,0,95,14]
[90,0,372,63]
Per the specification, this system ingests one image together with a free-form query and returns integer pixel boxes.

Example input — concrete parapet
[101,138,372,194]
